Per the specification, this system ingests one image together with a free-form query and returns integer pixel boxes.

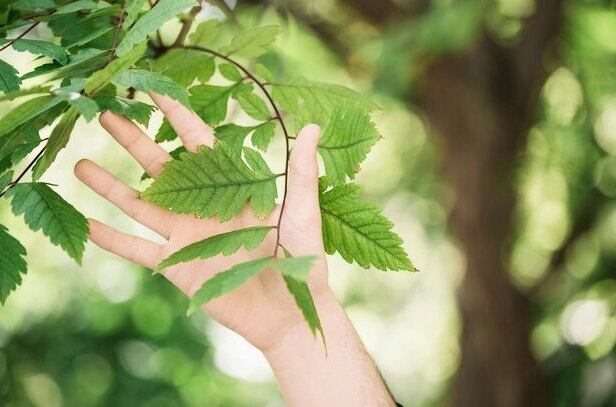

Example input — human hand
[75,93,330,352]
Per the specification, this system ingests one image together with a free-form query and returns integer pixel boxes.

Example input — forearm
[264,288,395,407]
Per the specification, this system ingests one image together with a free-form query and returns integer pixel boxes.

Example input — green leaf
[283,275,324,343]
[251,122,276,151]
[189,19,219,45]
[272,253,318,281]
[219,63,242,82]
[156,226,274,271]
[141,146,185,180]
[214,124,254,154]
[0,85,52,102]
[0,225,27,305]
[0,170,13,192]
[0,95,61,137]
[124,0,148,27]
[154,49,215,87]
[113,69,191,109]
[0,60,21,95]
[95,96,155,127]
[6,183,89,264]
[221,25,281,58]
[272,77,378,125]
[116,0,196,57]
[155,118,176,143]
[255,63,274,83]
[319,180,414,271]
[84,41,147,94]
[189,83,237,125]
[235,89,271,121]
[12,39,68,65]
[141,142,278,221]
[318,107,379,185]
[12,0,55,11]
[188,257,272,314]
[55,0,99,15]
[32,107,80,181]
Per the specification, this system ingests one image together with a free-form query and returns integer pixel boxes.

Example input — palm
[76,93,327,350]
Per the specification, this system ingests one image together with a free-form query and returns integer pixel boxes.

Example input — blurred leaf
[319,179,414,271]
[6,183,89,264]
[32,108,80,180]
[55,0,99,15]
[0,95,61,136]
[0,225,27,305]
[318,107,379,185]
[113,69,191,108]
[141,143,278,221]
[124,0,147,27]
[156,226,274,271]
[116,0,196,57]
[0,60,21,95]
[0,170,13,191]
[189,19,219,45]
[219,63,242,82]
[221,25,281,58]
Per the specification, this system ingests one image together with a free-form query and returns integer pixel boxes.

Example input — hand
[75,93,330,352]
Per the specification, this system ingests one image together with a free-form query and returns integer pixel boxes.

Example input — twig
[108,4,127,62]
[181,45,292,258]
[0,144,47,198]
[173,4,203,47]
[0,22,41,53]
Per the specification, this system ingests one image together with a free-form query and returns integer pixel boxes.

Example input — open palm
[75,93,328,351]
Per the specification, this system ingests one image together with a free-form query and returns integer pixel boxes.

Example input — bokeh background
[1,0,616,406]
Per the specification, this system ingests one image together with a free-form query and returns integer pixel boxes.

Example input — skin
[75,93,396,406]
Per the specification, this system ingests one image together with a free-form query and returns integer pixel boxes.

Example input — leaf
[55,0,99,15]
[155,118,176,143]
[6,183,89,264]
[32,108,80,180]
[189,83,237,125]
[189,19,219,45]
[0,95,61,137]
[116,0,196,57]
[283,275,324,343]
[141,145,185,181]
[319,180,414,271]
[156,226,274,271]
[235,89,271,121]
[84,41,147,94]
[272,77,378,125]
[188,257,272,314]
[0,225,27,305]
[113,69,191,109]
[0,60,21,95]
[272,253,318,281]
[12,0,55,11]
[317,107,379,185]
[124,0,148,27]
[141,142,278,221]
[12,39,68,65]
[255,63,274,83]
[214,124,254,153]
[95,96,155,127]
[219,63,242,82]
[251,122,276,151]
[0,85,52,102]
[0,170,13,192]
[221,25,281,58]
[154,49,215,87]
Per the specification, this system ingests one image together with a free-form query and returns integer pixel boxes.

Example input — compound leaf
[141,142,278,221]
[0,225,27,305]
[6,183,89,264]
[318,107,379,185]
[319,180,414,271]
[156,226,274,271]
[116,0,196,57]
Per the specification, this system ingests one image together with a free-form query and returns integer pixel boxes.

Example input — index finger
[150,92,215,151]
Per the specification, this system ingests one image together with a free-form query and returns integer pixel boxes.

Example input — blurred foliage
[1,0,616,406]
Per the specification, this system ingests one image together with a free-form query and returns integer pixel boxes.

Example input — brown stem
[108,4,127,62]
[0,144,47,198]
[0,22,41,53]
[173,4,203,47]
[181,45,292,258]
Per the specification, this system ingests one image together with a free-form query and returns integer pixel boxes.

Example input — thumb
[284,124,322,235]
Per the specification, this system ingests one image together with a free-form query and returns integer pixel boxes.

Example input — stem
[0,22,40,53]
[108,4,127,62]
[181,45,292,258]
[0,144,47,198]
[173,4,203,47]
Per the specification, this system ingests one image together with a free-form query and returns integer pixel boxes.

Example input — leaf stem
[180,44,292,258]
[0,22,40,53]
[0,143,47,198]
[108,4,127,62]
[173,4,203,47]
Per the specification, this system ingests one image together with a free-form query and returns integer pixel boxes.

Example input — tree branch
[0,22,40,53]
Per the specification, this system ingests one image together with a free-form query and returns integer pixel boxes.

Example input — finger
[75,159,175,239]
[284,124,323,240]
[150,92,214,151]
[99,111,171,178]
[88,218,162,269]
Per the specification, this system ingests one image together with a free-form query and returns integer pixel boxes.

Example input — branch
[108,4,127,62]
[0,22,40,53]
[173,4,203,47]
[0,143,47,198]
[181,44,292,258]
